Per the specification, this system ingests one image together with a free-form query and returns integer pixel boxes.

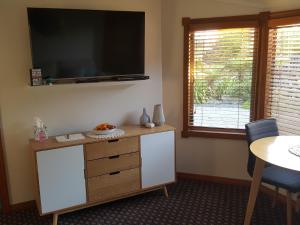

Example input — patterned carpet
[0,179,299,225]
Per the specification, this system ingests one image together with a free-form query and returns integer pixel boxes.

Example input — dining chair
[245,118,300,225]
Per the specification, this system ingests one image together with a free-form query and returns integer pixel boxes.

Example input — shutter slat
[265,24,300,135]
[188,27,257,129]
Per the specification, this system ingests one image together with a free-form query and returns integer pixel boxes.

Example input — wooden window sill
[181,128,246,140]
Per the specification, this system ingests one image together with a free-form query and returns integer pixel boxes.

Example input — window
[182,16,259,139]
[182,10,300,138]
[265,16,300,135]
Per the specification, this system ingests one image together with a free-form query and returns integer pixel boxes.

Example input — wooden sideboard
[30,125,176,225]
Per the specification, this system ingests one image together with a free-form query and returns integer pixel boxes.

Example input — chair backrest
[245,118,279,177]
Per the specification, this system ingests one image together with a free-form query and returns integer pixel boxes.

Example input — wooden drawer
[88,168,140,202]
[86,152,140,178]
[85,137,139,160]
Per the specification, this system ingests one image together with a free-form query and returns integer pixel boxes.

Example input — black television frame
[27,7,148,84]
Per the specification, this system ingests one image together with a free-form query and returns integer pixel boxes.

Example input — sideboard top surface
[30,124,175,152]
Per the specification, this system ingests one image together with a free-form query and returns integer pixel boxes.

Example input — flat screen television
[27,8,147,83]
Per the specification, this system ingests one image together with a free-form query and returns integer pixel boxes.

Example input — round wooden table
[244,136,300,225]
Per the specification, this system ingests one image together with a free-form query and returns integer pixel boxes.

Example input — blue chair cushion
[262,165,300,193]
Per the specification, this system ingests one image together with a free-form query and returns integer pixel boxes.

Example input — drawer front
[88,168,140,202]
[85,137,139,160]
[86,152,140,178]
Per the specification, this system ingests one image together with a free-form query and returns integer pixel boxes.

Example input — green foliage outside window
[192,28,254,109]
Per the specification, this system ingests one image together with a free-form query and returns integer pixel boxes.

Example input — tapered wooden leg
[163,185,169,198]
[286,191,292,225]
[272,186,279,208]
[244,158,265,225]
[53,213,58,225]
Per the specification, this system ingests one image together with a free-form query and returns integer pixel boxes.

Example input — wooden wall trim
[268,16,300,28]
[0,129,10,213]
[187,14,259,26]
[177,172,250,186]
[10,200,36,212]
[177,172,296,208]
[182,17,190,138]
[255,12,270,119]
[183,130,245,140]
[270,9,300,19]
[7,173,298,213]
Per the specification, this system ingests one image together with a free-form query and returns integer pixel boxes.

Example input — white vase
[152,104,165,126]
[140,107,151,126]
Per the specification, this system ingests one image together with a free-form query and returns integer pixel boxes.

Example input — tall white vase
[152,104,165,126]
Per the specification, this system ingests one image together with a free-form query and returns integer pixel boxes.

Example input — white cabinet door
[141,131,175,189]
[36,145,86,214]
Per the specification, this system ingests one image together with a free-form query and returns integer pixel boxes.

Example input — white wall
[2,0,300,205]
[162,0,300,179]
[0,0,162,204]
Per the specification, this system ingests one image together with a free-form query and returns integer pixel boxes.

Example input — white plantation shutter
[187,28,258,129]
[265,24,300,135]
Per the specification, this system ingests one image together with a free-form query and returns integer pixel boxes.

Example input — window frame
[261,11,300,134]
[182,15,261,139]
[182,10,300,139]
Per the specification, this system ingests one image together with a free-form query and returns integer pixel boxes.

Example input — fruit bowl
[92,123,116,135]
[92,128,116,135]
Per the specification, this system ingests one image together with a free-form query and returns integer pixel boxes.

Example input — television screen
[27,8,145,81]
